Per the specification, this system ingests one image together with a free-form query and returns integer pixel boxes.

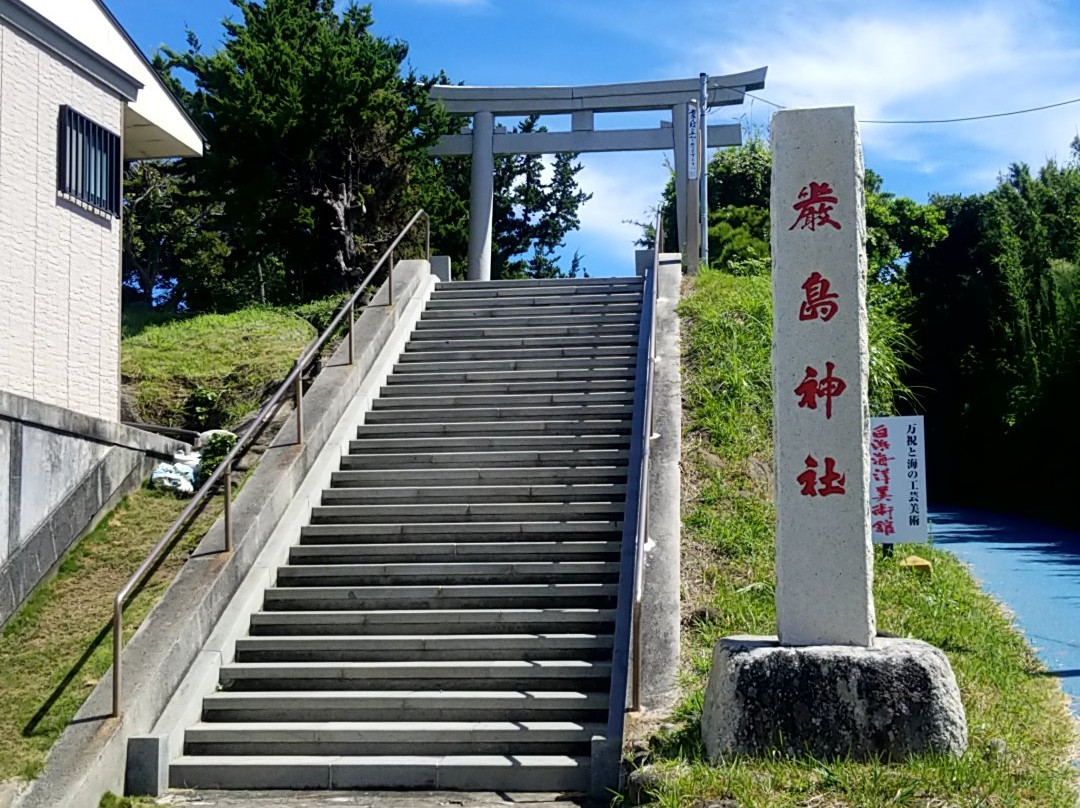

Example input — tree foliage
[124,2,593,306]
[905,144,1080,516]
[154,0,447,308]
[122,160,230,309]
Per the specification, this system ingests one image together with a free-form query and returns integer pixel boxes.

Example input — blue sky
[107,0,1080,276]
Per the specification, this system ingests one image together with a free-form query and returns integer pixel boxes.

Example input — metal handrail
[111,210,431,719]
[603,213,662,771]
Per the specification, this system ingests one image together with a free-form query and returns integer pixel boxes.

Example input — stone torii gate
[429,69,768,280]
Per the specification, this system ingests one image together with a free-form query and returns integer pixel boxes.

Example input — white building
[0,0,200,624]
[0,0,202,422]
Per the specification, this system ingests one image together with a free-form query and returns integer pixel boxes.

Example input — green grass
[121,307,314,430]
[637,268,1078,807]
[98,792,153,808]
[0,487,223,783]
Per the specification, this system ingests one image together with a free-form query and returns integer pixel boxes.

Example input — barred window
[57,106,121,218]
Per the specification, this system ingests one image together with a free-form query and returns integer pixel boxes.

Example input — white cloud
[560,152,670,275]
[671,0,1080,194]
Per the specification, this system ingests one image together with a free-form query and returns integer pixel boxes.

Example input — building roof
[2,0,203,158]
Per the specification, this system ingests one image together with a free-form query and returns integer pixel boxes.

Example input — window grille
[57,106,121,217]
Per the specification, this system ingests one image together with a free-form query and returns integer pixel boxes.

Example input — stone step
[262,583,618,611]
[275,560,620,587]
[298,520,622,544]
[309,502,623,526]
[393,362,635,382]
[364,404,634,423]
[379,379,634,397]
[422,301,641,318]
[413,314,641,333]
[327,466,627,489]
[289,540,622,565]
[355,419,632,438]
[183,721,602,757]
[426,291,640,309]
[403,334,637,352]
[396,346,636,364]
[170,754,590,791]
[200,690,609,723]
[408,324,638,342]
[346,434,627,454]
[336,449,629,471]
[322,482,626,504]
[233,633,615,662]
[218,659,612,691]
[247,608,616,636]
[371,391,634,409]
[434,275,641,293]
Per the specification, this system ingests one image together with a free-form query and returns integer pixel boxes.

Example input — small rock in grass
[983,737,1009,763]
[627,764,665,805]
[686,606,722,626]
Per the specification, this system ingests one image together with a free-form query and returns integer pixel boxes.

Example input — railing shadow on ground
[21,489,219,736]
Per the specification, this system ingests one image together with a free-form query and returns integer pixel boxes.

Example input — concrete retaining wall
[638,253,683,712]
[15,262,436,808]
[0,390,181,625]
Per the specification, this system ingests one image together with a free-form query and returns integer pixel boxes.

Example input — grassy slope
[2,305,320,782]
[639,269,1077,807]
[121,308,314,429]
[0,490,220,781]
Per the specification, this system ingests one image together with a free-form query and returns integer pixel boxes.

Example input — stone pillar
[700,108,966,764]
[770,106,875,647]
[468,110,495,282]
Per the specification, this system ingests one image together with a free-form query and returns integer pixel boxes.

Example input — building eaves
[0,0,142,101]
[93,0,206,148]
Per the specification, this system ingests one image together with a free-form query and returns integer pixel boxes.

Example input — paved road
[930,507,1080,714]
[152,790,586,808]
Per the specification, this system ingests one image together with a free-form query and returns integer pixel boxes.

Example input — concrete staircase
[170,275,644,793]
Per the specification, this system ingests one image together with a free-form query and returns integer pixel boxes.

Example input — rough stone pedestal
[702,636,967,761]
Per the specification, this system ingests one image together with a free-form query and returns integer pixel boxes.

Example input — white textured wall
[0,20,123,422]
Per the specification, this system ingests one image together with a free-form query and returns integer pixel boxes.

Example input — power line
[715,86,1080,125]
[861,96,1080,124]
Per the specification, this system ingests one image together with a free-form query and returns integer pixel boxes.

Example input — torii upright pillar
[468,111,495,281]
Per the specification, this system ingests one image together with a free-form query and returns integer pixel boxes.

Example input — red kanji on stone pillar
[793,361,847,419]
[789,181,842,232]
[797,454,847,497]
[798,271,840,322]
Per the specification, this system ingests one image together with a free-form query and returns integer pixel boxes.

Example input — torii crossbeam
[429,68,768,280]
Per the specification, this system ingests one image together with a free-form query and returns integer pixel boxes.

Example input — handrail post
[294,370,304,445]
[112,598,122,717]
[347,302,355,365]
[389,250,395,307]
[223,466,233,553]
[425,214,431,260]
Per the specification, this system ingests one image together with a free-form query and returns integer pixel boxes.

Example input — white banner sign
[869,415,928,543]
[687,103,699,180]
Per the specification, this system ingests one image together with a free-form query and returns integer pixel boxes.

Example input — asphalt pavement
[930,507,1080,715]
